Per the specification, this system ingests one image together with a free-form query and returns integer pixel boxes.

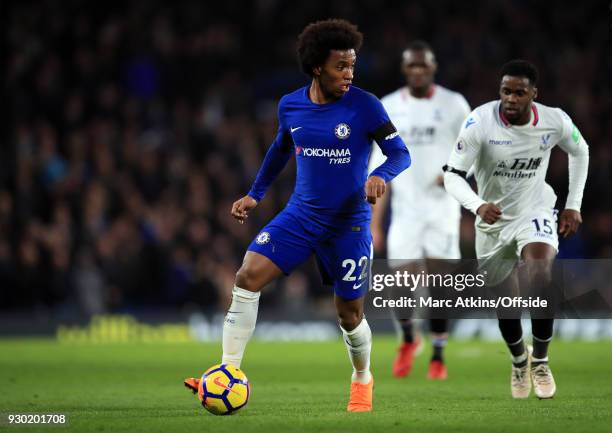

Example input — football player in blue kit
[185,19,411,412]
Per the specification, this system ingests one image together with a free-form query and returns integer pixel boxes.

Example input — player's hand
[434,174,445,187]
[477,203,502,224]
[558,209,582,238]
[231,195,258,224]
[365,176,386,204]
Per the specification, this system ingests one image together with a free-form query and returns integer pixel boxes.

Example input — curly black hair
[500,59,538,86]
[296,19,363,77]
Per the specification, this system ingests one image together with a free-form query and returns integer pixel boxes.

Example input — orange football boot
[184,377,200,394]
[347,377,373,412]
[392,336,421,378]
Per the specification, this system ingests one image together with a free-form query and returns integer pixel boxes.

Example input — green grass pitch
[1,337,611,432]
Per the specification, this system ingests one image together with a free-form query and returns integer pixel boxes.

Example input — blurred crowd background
[2,0,610,317]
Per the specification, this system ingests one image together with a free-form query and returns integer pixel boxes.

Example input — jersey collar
[498,103,539,127]
[402,84,436,100]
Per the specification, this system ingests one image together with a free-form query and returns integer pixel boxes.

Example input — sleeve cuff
[564,203,581,212]
[247,191,262,202]
[468,199,488,216]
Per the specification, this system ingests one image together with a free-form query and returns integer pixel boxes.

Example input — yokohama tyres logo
[296,147,351,164]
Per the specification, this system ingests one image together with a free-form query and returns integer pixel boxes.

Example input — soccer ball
[198,364,250,415]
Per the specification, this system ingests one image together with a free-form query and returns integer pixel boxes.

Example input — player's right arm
[231,195,259,224]
[232,101,293,223]
[443,112,500,224]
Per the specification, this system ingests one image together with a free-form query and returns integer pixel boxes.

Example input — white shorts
[476,208,559,286]
[387,217,460,264]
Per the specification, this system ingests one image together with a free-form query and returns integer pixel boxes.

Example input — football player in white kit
[370,41,471,380]
[444,60,589,399]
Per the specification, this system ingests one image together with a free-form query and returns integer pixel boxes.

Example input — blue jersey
[248,85,410,227]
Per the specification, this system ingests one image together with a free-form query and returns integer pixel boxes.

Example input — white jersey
[370,85,470,220]
[447,100,588,234]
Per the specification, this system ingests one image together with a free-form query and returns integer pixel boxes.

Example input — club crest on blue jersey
[334,123,351,140]
[256,232,271,245]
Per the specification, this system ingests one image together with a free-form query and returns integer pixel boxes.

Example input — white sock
[509,338,527,365]
[512,352,528,365]
[341,317,372,384]
[532,356,549,363]
[221,286,260,368]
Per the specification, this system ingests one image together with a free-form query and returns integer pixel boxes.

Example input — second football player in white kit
[370,41,470,380]
[444,59,589,399]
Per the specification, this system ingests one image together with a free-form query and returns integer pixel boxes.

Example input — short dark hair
[500,59,538,86]
[296,19,363,77]
[402,40,436,64]
[405,40,433,53]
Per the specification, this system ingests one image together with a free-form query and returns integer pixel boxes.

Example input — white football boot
[510,348,532,399]
[531,361,556,399]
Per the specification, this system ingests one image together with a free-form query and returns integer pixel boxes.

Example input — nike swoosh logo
[213,377,241,395]
[353,280,366,290]
[290,126,302,133]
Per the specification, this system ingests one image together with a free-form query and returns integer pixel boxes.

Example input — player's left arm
[555,110,590,238]
[366,96,411,204]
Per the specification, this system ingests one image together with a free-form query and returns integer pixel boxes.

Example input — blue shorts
[247,206,372,301]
